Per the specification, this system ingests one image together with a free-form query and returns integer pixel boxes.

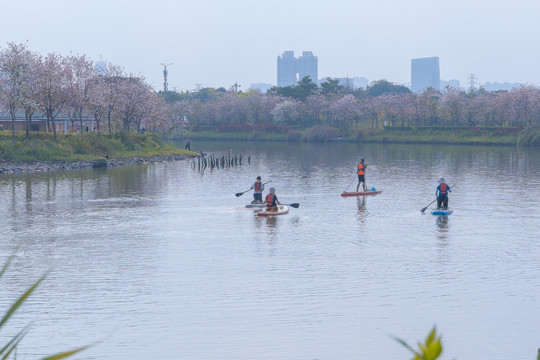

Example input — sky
[1,0,540,92]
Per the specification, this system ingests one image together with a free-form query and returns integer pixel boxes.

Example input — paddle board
[245,203,265,208]
[431,209,453,215]
[256,205,289,216]
[341,190,382,197]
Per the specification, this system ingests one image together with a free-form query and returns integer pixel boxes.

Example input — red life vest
[358,163,365,175]
[254,181,262,192]
[266,193,275,206]
[440,183,448,195]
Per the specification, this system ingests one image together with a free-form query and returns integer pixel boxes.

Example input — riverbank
[0,132,196,174]
[0,154,190,174]
[180,125,540,146]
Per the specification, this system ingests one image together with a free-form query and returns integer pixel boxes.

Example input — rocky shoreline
[0,154,191,174]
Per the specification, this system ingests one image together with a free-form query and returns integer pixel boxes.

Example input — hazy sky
[1,0,539,91]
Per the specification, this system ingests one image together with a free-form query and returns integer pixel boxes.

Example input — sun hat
[269,187,275,193]
[438,177,445,183]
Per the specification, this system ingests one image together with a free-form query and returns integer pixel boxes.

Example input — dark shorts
[358,174,365,182]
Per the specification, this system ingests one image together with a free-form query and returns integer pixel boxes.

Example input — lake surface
[1,141,539,360]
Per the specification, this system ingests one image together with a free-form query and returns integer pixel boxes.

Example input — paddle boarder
[250,176,264,204]
[265,187,281,212]
[436,178,452,210]
[356,158,367,192]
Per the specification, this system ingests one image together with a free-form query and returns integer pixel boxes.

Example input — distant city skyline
[277,51,318,87]
[4,0,538,92]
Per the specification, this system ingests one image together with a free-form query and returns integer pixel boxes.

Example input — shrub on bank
[304,126,339,142]
[517,126,540,146]
[287,130,302,141]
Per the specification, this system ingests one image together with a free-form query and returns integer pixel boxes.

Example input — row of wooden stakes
[191,153,250,171]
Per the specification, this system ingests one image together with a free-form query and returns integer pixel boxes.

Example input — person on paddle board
[356,158,367,192]
[436,178,451,210]
[250,176,264,204]
[265,187,281,212]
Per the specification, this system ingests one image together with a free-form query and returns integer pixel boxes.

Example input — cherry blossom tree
[440,87,466,126]
[115,75,156,132]
[271,99,300,126]
[328,94,359,129]
[34,53,69,138]
[0,42,35,138]
[65,54,96,133]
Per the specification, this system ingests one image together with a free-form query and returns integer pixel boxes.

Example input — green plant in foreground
[1,254,90,359]
[393,326,443,360]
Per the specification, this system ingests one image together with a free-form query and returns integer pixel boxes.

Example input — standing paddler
[356,158,367,192]
[250,176,264,204]
[436,177,452,210]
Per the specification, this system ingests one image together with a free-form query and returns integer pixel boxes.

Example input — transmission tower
[467,74,477,91]
[161,62,173,92]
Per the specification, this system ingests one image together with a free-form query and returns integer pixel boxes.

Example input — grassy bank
[182,131,289,142]
[354,127,520,145]
[0,132,194,162]
[181,126,529,146]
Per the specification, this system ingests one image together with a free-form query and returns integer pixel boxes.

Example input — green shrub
[517,126,540,146]
[304,126,340,142]
[287,130,302,141]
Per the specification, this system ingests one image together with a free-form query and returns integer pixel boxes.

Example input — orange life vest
[254,181,262,192]
[440,183,448,195]
[357,163,365,175]
[266,193,275,206]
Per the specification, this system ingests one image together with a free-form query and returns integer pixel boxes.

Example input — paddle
[287,203,300,208]
[420,184,455,213]
[235,180,271,197]
[342,175,357,193]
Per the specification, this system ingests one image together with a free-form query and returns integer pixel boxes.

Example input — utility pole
[467,74,477,91]
[161,62,173,92]
[232,82,241,93]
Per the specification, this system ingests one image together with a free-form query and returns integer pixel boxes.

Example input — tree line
[165,78,540,136]
[0,43,168,139]
[3,42,540,141]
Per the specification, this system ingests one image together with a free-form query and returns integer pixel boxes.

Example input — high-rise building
[298,51,318,85]
[411,57,440,93]
[277,51,318,87]
[277,51,297,87]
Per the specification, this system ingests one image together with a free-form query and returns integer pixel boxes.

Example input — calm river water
[0,141,539,360]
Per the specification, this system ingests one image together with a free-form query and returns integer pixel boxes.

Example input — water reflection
[435,215,450,240]
[1,141,540,360]
[356,196,367,224]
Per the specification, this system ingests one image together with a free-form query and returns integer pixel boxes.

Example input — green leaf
[392,335,417,354]
[0,325,29,357]
[41,344,93,360]
[424,339,442,360]
[0,273,48,328]
[0,253,15,281]
[393,327,443,360]
[426,327,437,345]
[1,326,30,360]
